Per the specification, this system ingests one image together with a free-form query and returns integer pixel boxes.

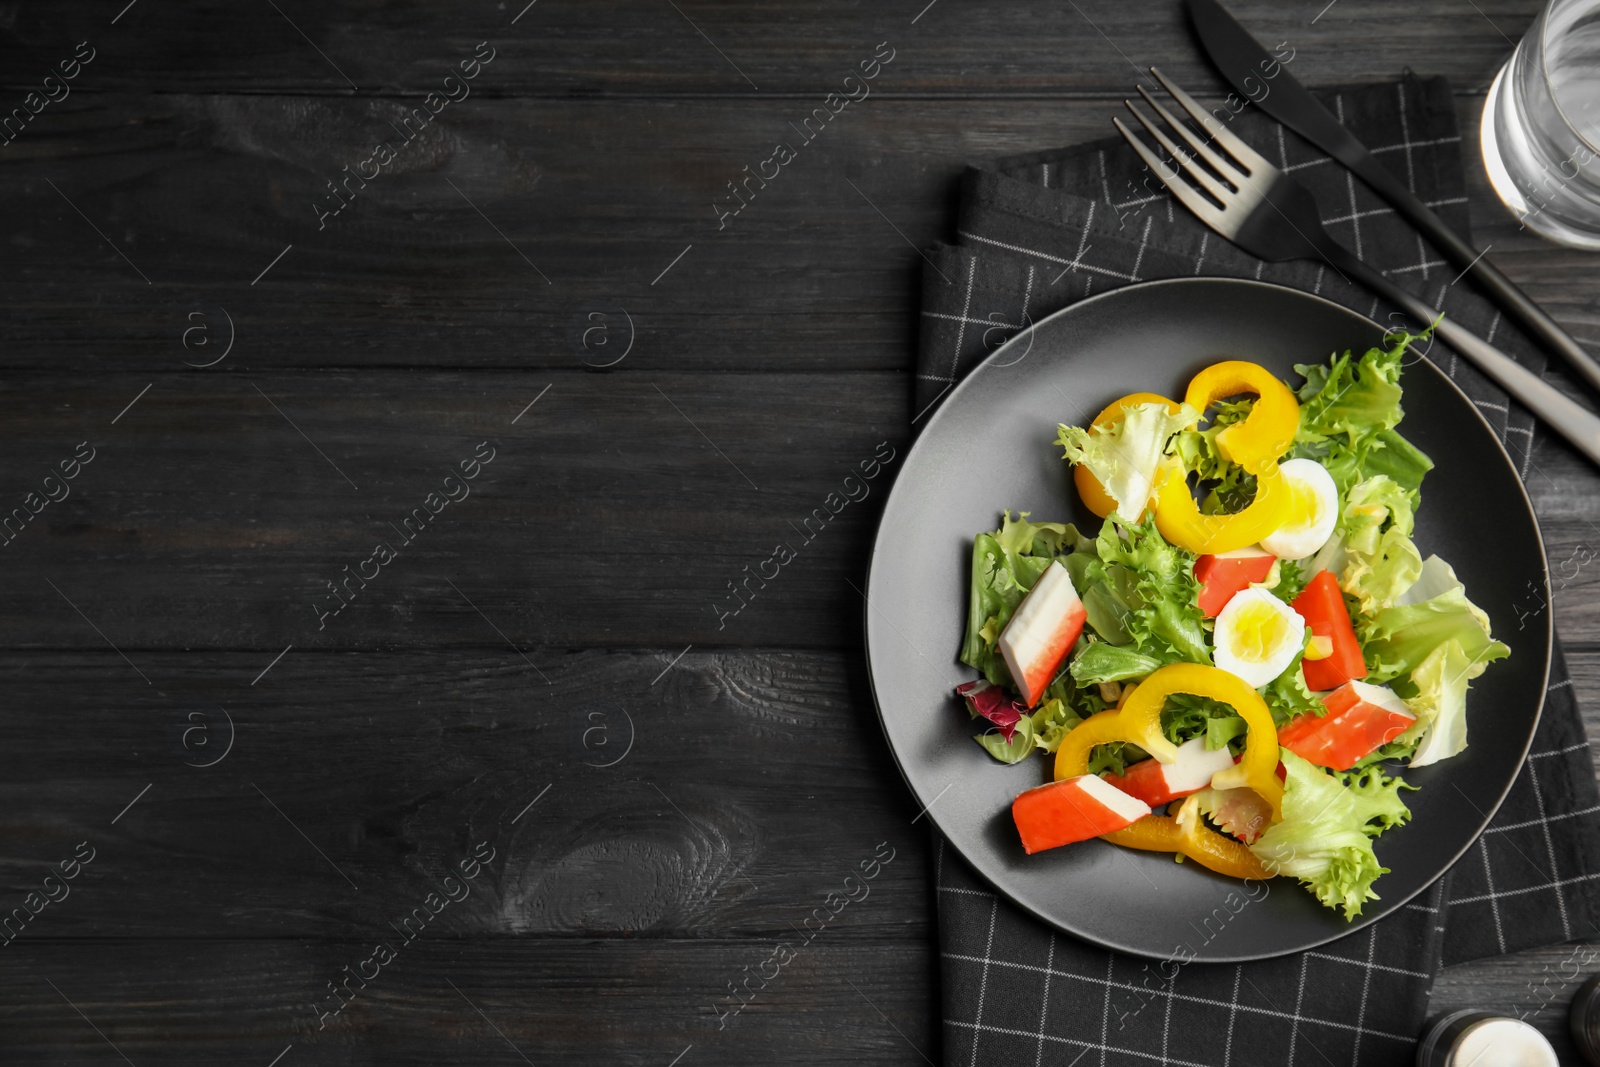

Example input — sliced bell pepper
[1279,680,1415,771]
[1290,570,1367,691]
[1101,795,1275,880]
[1152,360,1302,555]
[1056,662,1283,821]
[1053,680,1179,783]
[1194,546,1276,617]
[1183,360,1301,476]
[1074,392,1185,521]
[1153,461,1293,556]
[1012,774,1151,854]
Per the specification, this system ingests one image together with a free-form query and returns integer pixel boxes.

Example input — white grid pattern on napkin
[921,76,1600,1067]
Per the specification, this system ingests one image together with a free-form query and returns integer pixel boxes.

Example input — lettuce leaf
[1339,475,1423,615]
[1173,397,1257,513]
[1265,557,1310,606]
[1162,692,1245,751]
[1062,548,1136,646]
[1396,554,1466,606]
[1057,402,1198,523]
[1030,697,1084,755]
[1359,582,1508,685]
[1069,642,1162,685]
[1289,334,1434,505]
[1094,517,1211,666]
[1399,639,1474,767]
[960,511,1085,685]
[1259,659,1322,726]
[1247,749,1412,920]
[975,712,1036,764]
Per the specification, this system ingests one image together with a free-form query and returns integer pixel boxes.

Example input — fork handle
[1330,251,1600,470]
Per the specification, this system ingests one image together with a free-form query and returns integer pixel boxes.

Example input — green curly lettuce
[1288,333,1434,505]
[1173,396,1257,514]
[1068,641,1162,685]
[1093,517,1211,667]
[1339,475,1423,616]
[1248,750,1412,920]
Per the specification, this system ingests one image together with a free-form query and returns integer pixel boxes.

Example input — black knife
[1186,0,1600,396]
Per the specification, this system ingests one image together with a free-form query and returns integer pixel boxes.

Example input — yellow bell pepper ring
[1053,680,1180,783]
[1102,796,1275,880]
[1186,667,1284,822]
[1073,392,1186,521]
[1056,663,1283,822]
[1152,461,1294,556]
[1184,360,1301,476]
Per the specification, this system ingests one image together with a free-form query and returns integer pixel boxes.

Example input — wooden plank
[0,649,932,940]
[0,0,1543,97]
[2,643,1598,943]
[0,937,938,1066]
[3,93,1595,374]
[0,370,906,649]
[0,365,1596,650]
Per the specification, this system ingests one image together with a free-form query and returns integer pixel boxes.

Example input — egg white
[1260,458,1339,560]
[1212,587,1308,688]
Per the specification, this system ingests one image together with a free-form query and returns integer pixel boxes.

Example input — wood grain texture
[0,95,1594,374]
[5,0,1600,1061]
[0,371,902,649]
[0,937,938,1066]
[0,646,1596,947]
[0,0,1548,96]
[0,650,930,941]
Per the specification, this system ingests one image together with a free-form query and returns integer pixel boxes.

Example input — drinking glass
[1481,0,1600,249]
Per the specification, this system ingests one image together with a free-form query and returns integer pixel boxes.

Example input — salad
[956,335,1509,919]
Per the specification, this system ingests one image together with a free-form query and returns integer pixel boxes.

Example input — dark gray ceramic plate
[864,278,1550,962]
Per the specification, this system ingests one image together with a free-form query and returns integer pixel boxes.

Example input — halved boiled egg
[1212,587,1307,688]
[1259,457,1338,560]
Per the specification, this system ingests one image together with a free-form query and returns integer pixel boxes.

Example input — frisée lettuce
[1246,750,1412,920]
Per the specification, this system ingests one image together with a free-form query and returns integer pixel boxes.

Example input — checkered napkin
[918,76,1600,1066]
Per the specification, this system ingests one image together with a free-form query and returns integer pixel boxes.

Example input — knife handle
[1352,158,1600,397]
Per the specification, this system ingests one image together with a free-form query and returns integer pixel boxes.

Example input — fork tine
[1112,117,1231,233]
[1134,85,1239,188]
[1147,66,1274,177]
[1123,99,1236,207]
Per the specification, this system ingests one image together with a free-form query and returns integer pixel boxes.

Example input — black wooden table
[2,1,1597,1063]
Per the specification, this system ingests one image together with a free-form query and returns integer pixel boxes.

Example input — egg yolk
[1228,599,1294,663]
[1286,474,1327,530]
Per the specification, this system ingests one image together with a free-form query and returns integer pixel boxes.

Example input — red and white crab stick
[997,560,1087,707]
[1012,774,1152,854]
[1101,737,1237,807]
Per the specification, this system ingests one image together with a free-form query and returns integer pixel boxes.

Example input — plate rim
[863,275,1553,962]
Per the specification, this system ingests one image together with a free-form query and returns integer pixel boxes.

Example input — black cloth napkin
[918,76,1600,1066]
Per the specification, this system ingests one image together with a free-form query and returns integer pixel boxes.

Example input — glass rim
[1537,0,1600,156]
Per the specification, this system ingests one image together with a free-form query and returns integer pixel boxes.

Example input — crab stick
[1278,680,1415,771]
[1291,569,1367,691]
[1101,737,1237,807]
[997,560,1087,707]
[1012,774,1152,854]
[1194,546,1276,617]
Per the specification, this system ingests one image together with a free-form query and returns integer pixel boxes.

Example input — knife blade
[1185,0,1600,396]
